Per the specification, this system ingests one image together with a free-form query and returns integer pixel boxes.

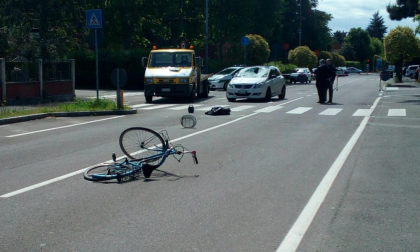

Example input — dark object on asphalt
[205,107,231,116]
[188,105,194,113]
[314,62,331,103]
[181,115,197,128]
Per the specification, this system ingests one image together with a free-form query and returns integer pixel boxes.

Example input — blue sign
[86,9,103,29]
[241,36,250,46]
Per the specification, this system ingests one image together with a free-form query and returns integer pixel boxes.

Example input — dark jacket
[327,64,336,83]
[314,64,330,85]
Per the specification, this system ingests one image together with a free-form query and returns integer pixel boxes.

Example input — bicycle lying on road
[84,127,198,182]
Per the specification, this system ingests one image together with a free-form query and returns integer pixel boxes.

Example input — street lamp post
[205,0,209,74]
[299,0,302,46]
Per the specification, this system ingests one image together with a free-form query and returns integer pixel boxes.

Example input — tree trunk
[396,60,403,83]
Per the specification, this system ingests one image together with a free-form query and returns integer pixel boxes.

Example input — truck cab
[142,47,212,103]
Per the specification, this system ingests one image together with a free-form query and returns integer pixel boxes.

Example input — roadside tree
[384,26,420,82]
[339,43,356,61]
[344,28,373,64]
[366,11,387,41]
[288,46,317,69]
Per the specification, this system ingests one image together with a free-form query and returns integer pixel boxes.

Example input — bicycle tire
[83,164,133,181]
[119,127,166,167]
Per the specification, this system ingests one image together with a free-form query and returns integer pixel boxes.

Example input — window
[149,52,192,67]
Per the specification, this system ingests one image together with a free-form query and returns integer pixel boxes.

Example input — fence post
[37,59,43,100]
[0,58,5,100]
[70,59,75,97]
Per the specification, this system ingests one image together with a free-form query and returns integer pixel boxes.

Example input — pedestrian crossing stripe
[89,13,100,26]
[286,107,312,114]
[388,109,406,116]
[130,103,408,117]
[319,108,343,116]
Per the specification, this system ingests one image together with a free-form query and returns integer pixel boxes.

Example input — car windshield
[217,68,237,75]
[148,52,192,67]
[297,69,306,73]
[237,67,268,78]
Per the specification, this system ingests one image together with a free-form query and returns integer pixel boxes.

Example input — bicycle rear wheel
[84,164,132,181]
[119,127,166,167]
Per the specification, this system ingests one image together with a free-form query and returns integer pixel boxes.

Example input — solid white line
[5,116,125,138]
[277,97,382,252]
[286,107,312,114]
[388,109,406,117]
[0,96,307,198]
[319,108,343,116]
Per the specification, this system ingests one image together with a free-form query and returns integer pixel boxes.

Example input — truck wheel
[202,81,209,98]
[189,89,195,103]
[145,95,153,103]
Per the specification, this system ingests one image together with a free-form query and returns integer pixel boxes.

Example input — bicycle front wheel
[84,164,132,181]
[119,127,165,167]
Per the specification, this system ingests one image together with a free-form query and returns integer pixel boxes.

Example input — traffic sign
[111,68,127,88]
[86,9,103,29]
[241,36,250,46]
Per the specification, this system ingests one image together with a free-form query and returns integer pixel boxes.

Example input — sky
[316,0,418,34]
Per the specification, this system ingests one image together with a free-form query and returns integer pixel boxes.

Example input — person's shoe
[327,101,332,104]
[317,101,321,103]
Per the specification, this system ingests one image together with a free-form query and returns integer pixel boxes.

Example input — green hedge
[346,61,361,69]
[68,48,150,90]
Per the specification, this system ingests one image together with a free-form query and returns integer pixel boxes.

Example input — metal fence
[5,60,38,83]
[43,60,71,81]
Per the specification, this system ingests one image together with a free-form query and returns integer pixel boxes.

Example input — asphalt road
[0,74,419,252]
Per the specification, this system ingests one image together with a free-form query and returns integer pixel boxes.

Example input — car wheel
[145,95,153,103]
[278,85,286,99]
[227,98,236,102]
[223,81,229,91]
[410,73,414,79]
[309,79,311,83]
[264,87,271,102]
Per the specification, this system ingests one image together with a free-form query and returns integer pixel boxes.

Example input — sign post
[241,36,250,65]
[86,9,103,101]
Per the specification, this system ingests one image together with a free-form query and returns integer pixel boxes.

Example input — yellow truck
[141,46,213,103]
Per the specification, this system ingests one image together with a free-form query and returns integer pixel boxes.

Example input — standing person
[314,59,330,104]
[326,58,336,103]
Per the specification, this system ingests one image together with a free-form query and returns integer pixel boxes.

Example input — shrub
[288,46,317,69]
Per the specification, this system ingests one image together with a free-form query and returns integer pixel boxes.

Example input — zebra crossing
[128,103,409,117]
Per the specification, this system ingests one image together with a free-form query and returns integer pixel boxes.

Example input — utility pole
[299,0,302,46]
[205,0,209,74]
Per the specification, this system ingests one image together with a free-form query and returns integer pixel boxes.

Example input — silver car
[208,67,244,91]
[226,66,286,102]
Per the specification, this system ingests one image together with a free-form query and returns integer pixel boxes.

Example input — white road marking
[140,104,177,110]
[87,92,144,99]
[386,87,399,91]
[352,109,372,117]
[130,104,154,109]
[230,105,255,112]
[277,97,382,252]
[5,116,125,138]
[319,108,343,116]
[286,107,312,114]
[196,105,226,111]
[254,106,284,113]
[215,97,227,100]
[388,109,406,117]
[167,105,203,110]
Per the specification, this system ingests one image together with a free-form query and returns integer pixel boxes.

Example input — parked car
[405,65,419,79]
[415,67,419,80]
[226,66,286,102]
[336,67,348,76]
[346,67,362,73]
[388,65,395,72]
[289,68,312,84]
[340,66,349,74]
[208,67,244,91]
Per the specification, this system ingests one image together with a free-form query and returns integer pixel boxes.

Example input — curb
[0,110,137,125]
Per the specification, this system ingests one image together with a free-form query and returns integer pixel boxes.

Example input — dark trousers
[327,83,333,102]
[316,81,328,103]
